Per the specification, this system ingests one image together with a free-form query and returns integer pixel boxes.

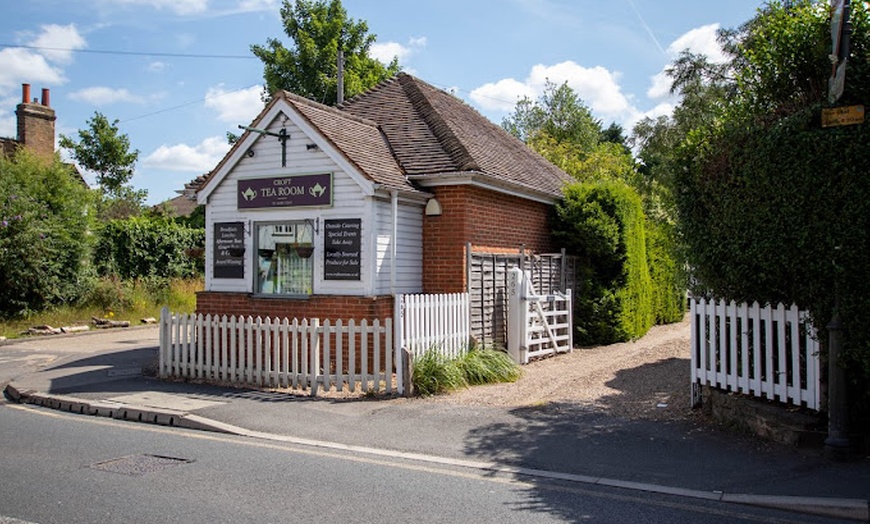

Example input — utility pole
[337,49,345,105]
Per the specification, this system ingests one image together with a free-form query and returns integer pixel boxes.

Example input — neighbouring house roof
[198,73,570,203]
[157,174,207,217]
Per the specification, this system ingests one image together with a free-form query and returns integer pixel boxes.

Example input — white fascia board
[408,172,562,205]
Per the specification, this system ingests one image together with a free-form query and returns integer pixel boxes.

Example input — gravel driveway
[420,316,694,422]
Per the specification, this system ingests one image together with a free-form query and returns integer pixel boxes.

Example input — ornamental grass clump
[412,346,522,396]
[459,347,522,385]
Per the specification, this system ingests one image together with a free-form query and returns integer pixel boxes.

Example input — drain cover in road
[89,454,193,476]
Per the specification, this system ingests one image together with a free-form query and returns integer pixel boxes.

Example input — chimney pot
[41,88,50,107]
[22,84,31,104]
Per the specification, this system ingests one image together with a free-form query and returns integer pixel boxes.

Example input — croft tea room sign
[324,219,361,280]
[237,173,332,209]
[213,222,245,279]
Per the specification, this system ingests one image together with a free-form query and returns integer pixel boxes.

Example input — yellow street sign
[822,105,865,128]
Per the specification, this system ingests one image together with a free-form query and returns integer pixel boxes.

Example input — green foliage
[412,346,522,396]
[459,348,522,386]
[59,112,140,197]
[93,216,204,280]
[0,150,95,318]
[553,181,654,345]
[668,0,870,424]
[412,348,467,396]
[251,0,401,105]
[645,221,685,324]
[503,81,601,153]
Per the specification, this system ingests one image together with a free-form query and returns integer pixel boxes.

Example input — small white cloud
[112,0,209,15]
[143,136,230,172]
[30,24,87,64]
[69,86,145,105]
[470,78,536,113]
[147,61,166,73]
[370,36,426,65]
[646,70,673,100]
[236,0,278,11]
[667,23,727,64]
[204,84,264,124]
[0,112,15,138]
[646,23,728,102]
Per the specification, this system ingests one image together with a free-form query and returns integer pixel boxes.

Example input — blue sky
[0,0,763,205]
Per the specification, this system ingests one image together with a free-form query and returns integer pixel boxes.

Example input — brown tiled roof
[199,73,569,201]
[282,92,414,193]
[342,73,571,198]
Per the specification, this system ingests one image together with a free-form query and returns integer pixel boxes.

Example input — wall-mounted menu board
[213,222,245,279]
[324,219,361,280]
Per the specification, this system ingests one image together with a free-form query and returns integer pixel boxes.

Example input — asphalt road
[0,401,852,524]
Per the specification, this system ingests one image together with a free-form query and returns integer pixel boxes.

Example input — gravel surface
[420,316,694,422]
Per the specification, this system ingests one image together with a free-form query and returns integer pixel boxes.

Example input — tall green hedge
[94,216,204,279]
[553,181,654,345]
[646,221,686,324]
[676,105,870,422]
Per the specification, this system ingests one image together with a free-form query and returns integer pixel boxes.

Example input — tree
[251,0,400,105]
[59,112,144,219]
[502,81,600,153]
[0,150,94,317]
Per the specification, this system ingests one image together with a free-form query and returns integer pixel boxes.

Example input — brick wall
[422,185,554,293]
[195,292,394,322]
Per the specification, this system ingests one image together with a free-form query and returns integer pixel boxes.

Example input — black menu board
[324,219,361,280]
[213,222,245,279]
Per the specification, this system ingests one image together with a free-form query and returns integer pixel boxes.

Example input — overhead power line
[0,43,256,60]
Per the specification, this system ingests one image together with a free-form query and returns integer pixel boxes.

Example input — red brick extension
[422,185,553,294]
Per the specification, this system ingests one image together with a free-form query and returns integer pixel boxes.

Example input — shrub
[0,151,95,318]
[412,348,466,396]
[553,181,654,345]
[459,347,522,385]
[646,221,686,324]
[94,216,204,279]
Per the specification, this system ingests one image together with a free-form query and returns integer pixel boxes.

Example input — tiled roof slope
[341,73,571,198]
[282,91,417,193]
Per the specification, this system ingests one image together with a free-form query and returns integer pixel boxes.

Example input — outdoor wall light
[425,198,442,216]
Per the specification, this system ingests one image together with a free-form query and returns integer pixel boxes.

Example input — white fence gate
[507,267,573,364]
[690,298,820,410]
[158,308,397,395]
[396,292,470,359]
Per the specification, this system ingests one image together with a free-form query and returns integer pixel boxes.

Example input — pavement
[2,325,869,522]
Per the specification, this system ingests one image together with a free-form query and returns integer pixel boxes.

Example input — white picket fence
[397,292,470,359]
[507,268,573,364]
[158,307,396,395]
[690,298,820,410]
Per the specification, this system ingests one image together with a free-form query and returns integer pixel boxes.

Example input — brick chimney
[16,83,57,162]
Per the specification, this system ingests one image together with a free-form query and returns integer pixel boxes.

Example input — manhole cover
[89,454,193,476]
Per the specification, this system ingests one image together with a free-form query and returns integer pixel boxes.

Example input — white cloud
[470,78,536,113]
[0,48,65,90]
[0,112,15,138]
[30,24,87,64]
[0,24,86,91]
[471,61,634,121]
[204,84,264,124]
[69,86,145,105]
[667,23,727,64]
[236,0,279,11]
[371,36,427,65]
[148,61,166,73]
[647,23,728,101]
[143,136,230,172]
[113,0,209,15]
